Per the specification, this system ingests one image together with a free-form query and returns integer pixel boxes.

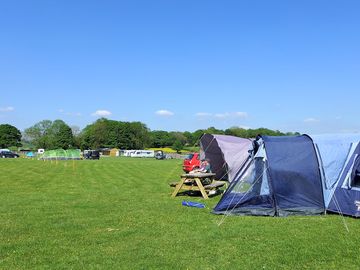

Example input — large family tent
[312,134,360,217]
[40,149,81,160]
[199,134,253,182]
[213,135,325,216]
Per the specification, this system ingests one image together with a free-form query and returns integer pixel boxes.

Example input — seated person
[200,159,211,173]
[188,159,212,186]
[190,159,211,174]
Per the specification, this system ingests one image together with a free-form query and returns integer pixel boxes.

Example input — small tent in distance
[40,149,81,160]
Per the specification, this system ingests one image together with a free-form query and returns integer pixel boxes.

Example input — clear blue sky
[1,0,359,134]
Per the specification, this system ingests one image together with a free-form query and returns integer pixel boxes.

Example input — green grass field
[1,158,360,269]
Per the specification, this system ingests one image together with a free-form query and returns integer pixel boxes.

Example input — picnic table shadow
[170,186,224,198]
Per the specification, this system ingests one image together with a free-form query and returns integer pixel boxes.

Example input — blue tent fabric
[311,134,360,217]
[311,134,360,207]
[182,201,206,208]
[213,135,325,216]
[26,152,34,157]
[263,135,325,216]
[327,143,360,217]
[213,141,275,216]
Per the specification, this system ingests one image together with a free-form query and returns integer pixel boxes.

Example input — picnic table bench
[170,173,226,199]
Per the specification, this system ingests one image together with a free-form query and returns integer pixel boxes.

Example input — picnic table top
[180,172,216,178]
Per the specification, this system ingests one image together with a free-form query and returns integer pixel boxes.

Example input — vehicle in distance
[130,150,155,158]
[183,152,200,173]
[83,150,100,160]
[0,150,19,158]
[155,150,166,160]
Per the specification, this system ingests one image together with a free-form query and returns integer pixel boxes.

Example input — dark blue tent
[213,135,325,216]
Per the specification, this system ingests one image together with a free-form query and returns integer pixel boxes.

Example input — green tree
[0,124,22,148]
[80,118,108,149]
[149,131,174,148]
[71,125,82,148]
[24,120,52,149]
[192,129,205,146]
[172,140,184,153]
[170,132,187,145]
[24,120,74,149]
[48,120,74,149]
[79,119,149,150]
[205,127,225,135]
[183,131,194,146]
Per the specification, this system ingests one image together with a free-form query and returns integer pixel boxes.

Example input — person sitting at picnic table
[188,159,212,185]
[190,159,211,174]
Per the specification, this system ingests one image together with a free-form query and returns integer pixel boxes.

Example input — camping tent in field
[40,149,81,160]
[26,152,35,158]
[199,134,253,182]
[213,135,325,216]
[312,134,360,217]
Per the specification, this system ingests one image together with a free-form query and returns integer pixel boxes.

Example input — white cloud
[238,125,251,130]
[234,112,248,118]
[214,112,249,119]
[0,106,15,112]
[92,110,112,117]
[155,110,174,116]
[214,113,230,119]
[195,112,212,117]
[304,118,320,123]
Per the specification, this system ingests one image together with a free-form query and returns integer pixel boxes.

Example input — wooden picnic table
[171,172,221,199]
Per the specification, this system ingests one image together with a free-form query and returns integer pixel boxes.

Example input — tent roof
[200,134,252,181]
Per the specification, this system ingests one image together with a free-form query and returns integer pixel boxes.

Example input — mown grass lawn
[1,158,360,269]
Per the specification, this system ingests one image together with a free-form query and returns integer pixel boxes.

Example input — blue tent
[213,135,325,216]
[26,152,35,158]
[312,134,360,217]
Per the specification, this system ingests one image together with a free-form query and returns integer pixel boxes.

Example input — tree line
[0,118,300,151]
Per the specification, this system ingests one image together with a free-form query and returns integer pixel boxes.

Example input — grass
[1,158,360,269]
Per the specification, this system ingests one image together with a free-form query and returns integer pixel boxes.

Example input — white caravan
[130,150,155,158]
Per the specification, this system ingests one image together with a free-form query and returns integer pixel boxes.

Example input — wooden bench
[169,180,226,189]
[203,181,226,190]
[170,173,226,199]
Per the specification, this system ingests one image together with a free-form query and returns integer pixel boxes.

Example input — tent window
[231,156,269,196]
[343,154,360,190]
[352,156,360,188]
[352,173,360,188]
[351,156,360,188]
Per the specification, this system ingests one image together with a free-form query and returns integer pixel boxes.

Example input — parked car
[83,150,100,160]
[0,150,19,158]
[155,150,166,160]
[183,152,200,173]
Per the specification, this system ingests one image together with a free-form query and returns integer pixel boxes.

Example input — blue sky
[1,0,359,134]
